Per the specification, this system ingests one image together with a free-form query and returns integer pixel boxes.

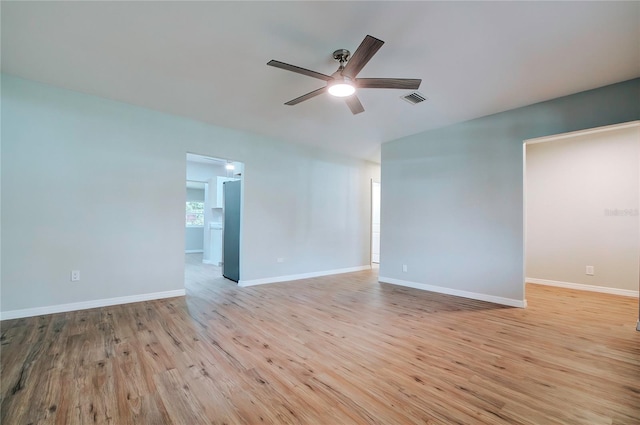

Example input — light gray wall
[1,75,379,313]
[526,125,639,291]
[185,188,205,252]
[380,78,640,305]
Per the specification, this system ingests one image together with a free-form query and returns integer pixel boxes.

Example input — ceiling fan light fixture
[267,35,421,114]
[328,79,356,97]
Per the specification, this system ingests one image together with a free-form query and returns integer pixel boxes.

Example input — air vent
[401,92,427,105]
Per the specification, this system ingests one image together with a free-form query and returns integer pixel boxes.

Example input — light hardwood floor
[1,260,639,424]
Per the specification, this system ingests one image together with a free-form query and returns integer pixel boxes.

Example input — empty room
[1,2,639,424]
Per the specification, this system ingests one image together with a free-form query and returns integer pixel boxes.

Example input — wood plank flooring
[1,260,639,424]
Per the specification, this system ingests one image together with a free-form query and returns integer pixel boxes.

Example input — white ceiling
[2,2,638,163]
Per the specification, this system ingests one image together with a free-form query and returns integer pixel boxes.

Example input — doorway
[185,153,244,283]
[523,122,639,327]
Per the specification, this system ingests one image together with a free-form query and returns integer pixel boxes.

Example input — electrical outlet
[277,258,284,263]
[71,270,80,281]
[586,266,594,276]
[402,264,408,272]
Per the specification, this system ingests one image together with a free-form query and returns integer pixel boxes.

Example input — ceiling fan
[267,35,421,115]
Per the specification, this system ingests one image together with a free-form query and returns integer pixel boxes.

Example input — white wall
[526,124,639,292]
[1,75,379,316]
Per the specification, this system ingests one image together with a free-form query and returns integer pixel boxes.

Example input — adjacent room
[1,2,639,424]
[185,154,244,280]
[525,123,640,298]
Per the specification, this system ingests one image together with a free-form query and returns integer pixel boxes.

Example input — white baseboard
[378,276,527,308]
[185,250,204,254]
[0,289,186,321]
[238,265,371,287]
[526,277,639,298]
[202,259,221,266]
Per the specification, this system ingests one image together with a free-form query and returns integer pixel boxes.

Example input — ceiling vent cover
[402,92,427,105]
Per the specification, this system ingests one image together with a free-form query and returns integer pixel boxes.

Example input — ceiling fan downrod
[332,49,350,70]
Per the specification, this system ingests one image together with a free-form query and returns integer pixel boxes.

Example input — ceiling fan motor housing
[332,49,351,64]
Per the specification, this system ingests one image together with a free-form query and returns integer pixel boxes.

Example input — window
[186,201,205,227]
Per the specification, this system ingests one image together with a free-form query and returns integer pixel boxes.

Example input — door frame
[371,179,381,266]
[522,121,640,328]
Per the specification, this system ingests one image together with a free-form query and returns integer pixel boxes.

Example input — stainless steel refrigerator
[222,180,241,282]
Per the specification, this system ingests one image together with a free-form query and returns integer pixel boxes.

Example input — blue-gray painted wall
[381,79,639,305]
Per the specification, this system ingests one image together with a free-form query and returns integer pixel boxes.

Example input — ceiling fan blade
[356,78,421,90]
[267,60,332,81]
[342,35,384,79]
[284,87,327,105]
[344,94,365,115]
